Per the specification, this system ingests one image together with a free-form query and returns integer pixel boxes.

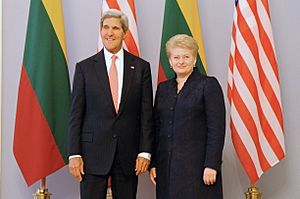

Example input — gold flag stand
[33,178,52,199]
[245,185,262,199]
[107,187,113,199]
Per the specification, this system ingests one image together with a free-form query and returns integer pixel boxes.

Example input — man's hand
[135,157,150,175]
[149,167,156,185]
[203,167,217,185]
[69,157,84,181]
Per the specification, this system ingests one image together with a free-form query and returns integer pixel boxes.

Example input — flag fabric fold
[158,0,207,83]
[13,0,70,186]
[227,0,285,184]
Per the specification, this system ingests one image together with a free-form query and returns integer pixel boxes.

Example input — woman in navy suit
[149,34,225,199]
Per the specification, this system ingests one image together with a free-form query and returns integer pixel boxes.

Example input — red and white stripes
[98,0,140,56]
[227,0,285,183]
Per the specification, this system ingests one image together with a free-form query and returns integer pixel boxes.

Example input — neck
[176,76,188,84]
[176,70,193,83]
[104,46,122,55]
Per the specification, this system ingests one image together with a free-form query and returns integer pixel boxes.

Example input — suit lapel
[93,50,116,115]
[118,50,135,115]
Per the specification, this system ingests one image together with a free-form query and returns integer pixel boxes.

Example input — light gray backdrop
[2,0,300,198]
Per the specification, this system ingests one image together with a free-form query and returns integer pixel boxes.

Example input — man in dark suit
[68,9,153,199]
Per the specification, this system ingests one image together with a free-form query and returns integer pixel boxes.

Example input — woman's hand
[203,167,217,185]
[149,167,157,185]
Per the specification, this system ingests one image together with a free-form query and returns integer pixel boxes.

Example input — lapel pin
[130,66,135,70]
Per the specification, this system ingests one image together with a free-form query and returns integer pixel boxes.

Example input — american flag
[98,0,140,56]
[227,0,285,183]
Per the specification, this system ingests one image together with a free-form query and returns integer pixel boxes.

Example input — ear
[123,31,127,40]
[168,57,173,67]
[193,57,197,65]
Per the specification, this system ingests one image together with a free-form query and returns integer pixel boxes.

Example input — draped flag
[13,0,70,186]
[98,0,140,56]
[227,0,285,183]
[158,0,207,83]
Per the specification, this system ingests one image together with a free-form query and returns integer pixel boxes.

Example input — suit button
[167,134,171,138]
[170,107,174,111]
[169,121,173,124]
[113,134,117,139]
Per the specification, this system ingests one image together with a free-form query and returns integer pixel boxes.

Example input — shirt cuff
[69,155,82,160]
[138,152,151,160]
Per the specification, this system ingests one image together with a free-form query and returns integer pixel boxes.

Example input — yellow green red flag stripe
[13,0,70,186]
[158,0,207,83]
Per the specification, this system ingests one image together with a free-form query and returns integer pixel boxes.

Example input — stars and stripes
[227,0,285,183]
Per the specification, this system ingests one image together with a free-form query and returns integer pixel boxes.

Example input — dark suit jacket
[68,49,153,176]
[152,68,225,199]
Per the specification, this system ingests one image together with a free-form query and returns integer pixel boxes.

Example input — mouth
[105,38,115,41]
[177,65,187,69]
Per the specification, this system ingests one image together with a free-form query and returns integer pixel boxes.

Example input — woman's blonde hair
[166,34,199,58]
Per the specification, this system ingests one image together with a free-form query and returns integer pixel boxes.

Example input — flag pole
[245,184,262,199]
[33,177,52,199]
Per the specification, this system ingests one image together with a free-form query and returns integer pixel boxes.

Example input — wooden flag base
[245,185,262,199]
[33,178,51,199]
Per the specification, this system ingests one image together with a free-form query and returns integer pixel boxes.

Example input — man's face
[101,17,126,54]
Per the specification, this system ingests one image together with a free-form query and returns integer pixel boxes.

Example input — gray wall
[2,0,300,198]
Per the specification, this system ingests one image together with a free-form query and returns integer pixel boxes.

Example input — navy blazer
[68,49,153,176]
[153,68,225,199]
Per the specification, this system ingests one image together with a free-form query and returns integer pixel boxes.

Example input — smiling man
[68,9,154,199]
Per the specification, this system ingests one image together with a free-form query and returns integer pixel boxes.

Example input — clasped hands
[69,156,150,181]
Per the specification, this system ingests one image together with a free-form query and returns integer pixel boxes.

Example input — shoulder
[190,70,223,95]
[203,75,222,88]
[202,75,224,97]
[75,52,102,73]
[125,50,150,66]
[157,78,174,89]
[193,71,220,87]
[155,79,175,97]
[77,52,99,66]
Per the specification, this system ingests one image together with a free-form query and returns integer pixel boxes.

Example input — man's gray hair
[100,9,129,32]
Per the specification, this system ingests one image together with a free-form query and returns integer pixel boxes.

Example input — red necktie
[109,55,119,112]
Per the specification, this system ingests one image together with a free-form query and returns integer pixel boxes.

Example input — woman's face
[168,47,196,78]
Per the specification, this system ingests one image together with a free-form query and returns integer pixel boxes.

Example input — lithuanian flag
[13,0,70,186]
[158,0,207,83]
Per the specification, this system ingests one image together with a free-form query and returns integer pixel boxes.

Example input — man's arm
[135,61,154,175]
[68,63,85,156]
[68,63,86,181]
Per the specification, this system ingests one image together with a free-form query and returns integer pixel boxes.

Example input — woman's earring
[170,66,172,69]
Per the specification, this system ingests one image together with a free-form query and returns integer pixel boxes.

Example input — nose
[107,28,114,36]
[179,57,185,64]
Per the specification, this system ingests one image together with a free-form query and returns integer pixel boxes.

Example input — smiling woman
[150,34,226,199]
